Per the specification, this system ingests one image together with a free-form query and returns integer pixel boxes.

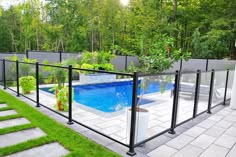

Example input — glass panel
[212,71,227,106]
[70,69,132,145]
[18,62,36,101]
[5,61,16,91]
[135,74,174,144]
[197,71,211,114]
[177,73,196,124]
[38,64,69,118]
[226,70,235,100]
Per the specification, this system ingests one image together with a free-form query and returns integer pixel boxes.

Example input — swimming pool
[42,81,174,113]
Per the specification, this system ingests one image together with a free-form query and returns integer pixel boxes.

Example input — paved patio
[147,106,236,157]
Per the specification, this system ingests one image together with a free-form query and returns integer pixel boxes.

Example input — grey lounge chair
[171,82,221,100]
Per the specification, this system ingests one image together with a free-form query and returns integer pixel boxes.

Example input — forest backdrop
[0,0,235,59]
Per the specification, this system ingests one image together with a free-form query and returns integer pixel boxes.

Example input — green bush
[19,76,36,94]
[80,51,115,65]
[94,63,114,71]
[80,63,94,74]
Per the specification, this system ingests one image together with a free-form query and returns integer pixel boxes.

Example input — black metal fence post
[169,70,180,134]
[193,70,201,118]
[36,62,40,107]
[180,59,183,71]
[3,59,6,89]
[125,55,128,71]
[59,51,62,62]
[206,59,209,71]
[26,50,29,59]
[67,65,74,125]
[223,69,229,105]
[127,72,138,156]
[16,60,20,97]
[207,69,215,114]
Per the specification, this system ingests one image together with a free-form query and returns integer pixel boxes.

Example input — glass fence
[0,59,234,154]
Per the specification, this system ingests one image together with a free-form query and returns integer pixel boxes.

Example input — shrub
[94,63,114,71]
[19,76,36,94]
[81,63,94,74]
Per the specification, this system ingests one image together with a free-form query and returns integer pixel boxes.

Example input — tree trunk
[173,0,177,22]
[36,29,39,51]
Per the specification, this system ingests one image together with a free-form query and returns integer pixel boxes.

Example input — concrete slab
[0,128,46,148]
[0,104,8,108]
[0,118,30,129]
[0,110,17,117]
[6,142,69,157]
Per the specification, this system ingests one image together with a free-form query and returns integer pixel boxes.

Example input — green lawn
[0,90,120,157]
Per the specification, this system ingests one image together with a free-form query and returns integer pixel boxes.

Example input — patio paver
[199,144,229,157]
[0,103,8,108]
[171,145,204,157]
[226,144,236,157]
[0,118,30,129]
[147,145,177,157]
[0,110,17,117]
[0,128,46,148]
[6,142,69,157]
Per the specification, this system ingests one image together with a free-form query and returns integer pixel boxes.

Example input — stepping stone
[0,110,17,117]
[0,128,46,148]
[0,104,8,108]
[6,142,69,157]
[0,118,30,129]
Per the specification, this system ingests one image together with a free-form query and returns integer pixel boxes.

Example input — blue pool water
[42,81,174,113]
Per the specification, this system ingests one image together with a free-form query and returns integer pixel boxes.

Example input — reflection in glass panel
[212,71,227,107]
[226,70,235,100]
[177,73,196,124]
[135,75,174,144]
[197,71,211,114]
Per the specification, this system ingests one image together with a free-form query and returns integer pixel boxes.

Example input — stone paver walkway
[0,105,69,157]
[6,142,69,157]
[147,107,236,157]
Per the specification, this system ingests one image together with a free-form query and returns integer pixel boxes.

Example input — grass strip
[0,114,23,121]
[0,90,120,157]
[0,136,54,157]
[0,123,36,135]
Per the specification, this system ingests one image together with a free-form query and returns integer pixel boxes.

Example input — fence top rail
[138,68,231,77]
[38,63,69,69]
[138,72,177,77]
[28,50,81,54]
[72,67,134,76]
[28,50,61,53]
[0,52,25,54]
[27,50,136,56]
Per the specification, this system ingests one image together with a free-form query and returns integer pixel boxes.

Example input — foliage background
[0,0,235,59]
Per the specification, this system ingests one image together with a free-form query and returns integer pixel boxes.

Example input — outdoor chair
[170,82,225,100]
